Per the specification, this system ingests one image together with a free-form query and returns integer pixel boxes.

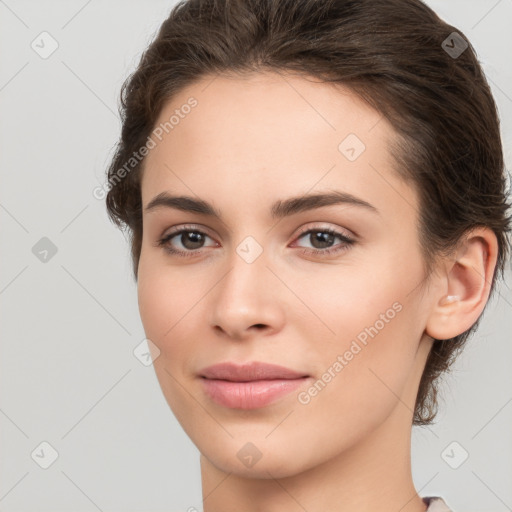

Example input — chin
[197,435,325,480]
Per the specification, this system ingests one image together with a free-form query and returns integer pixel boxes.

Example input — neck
[200,402,427,512]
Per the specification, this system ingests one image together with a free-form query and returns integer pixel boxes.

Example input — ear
[425,227,499,341]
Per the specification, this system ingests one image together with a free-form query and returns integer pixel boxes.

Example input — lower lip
[201,377,310,409]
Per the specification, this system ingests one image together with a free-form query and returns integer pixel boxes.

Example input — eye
[156,224,355,258]
[156,225,217,258]
[291,226,355,256]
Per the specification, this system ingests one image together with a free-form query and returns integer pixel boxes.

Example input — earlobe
[424,228,498,341]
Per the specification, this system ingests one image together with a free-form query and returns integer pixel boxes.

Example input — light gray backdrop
[1,1,511,511]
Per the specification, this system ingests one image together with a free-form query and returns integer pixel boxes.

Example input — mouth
[198,361,311,409]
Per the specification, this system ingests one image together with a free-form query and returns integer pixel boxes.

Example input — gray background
[0,1,511,511]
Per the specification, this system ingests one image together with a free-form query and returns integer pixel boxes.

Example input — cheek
[298,302,419,441]
[137,256,184,352]
[299,259,423,412]
[137,267,167,342]
[137,256,209,373]
[136,262,198,416]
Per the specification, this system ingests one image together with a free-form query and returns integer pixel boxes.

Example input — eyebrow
[144,190,379,220]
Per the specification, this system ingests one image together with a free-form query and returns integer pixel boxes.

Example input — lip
[199,361,311,409]
[199,361,309,381]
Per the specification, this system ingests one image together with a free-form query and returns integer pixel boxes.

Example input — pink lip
[199,361,311,409]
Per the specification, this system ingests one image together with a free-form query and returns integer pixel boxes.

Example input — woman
[104,0,511,510]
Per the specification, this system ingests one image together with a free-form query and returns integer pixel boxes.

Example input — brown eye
[157,227,217,257]
[179,231,206,250]
[293,227,355,256]
[307,231,336,249]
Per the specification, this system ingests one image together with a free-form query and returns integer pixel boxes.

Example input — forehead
[140,71,416,223]
[144,70,385,166]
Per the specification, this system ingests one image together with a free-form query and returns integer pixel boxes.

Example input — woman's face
[137,71,436,478]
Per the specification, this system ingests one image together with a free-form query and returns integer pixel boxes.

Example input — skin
[136,71,497,512]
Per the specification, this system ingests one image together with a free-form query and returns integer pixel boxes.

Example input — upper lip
[199,361,309,382]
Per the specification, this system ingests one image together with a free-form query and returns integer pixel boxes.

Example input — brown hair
[105,0,512,425]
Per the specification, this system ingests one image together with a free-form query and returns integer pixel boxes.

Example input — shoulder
[422,496,454,512]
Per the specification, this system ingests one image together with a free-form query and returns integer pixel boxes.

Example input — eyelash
[156,224,355,259]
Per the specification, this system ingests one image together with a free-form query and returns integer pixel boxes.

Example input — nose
[208,249,286,341]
